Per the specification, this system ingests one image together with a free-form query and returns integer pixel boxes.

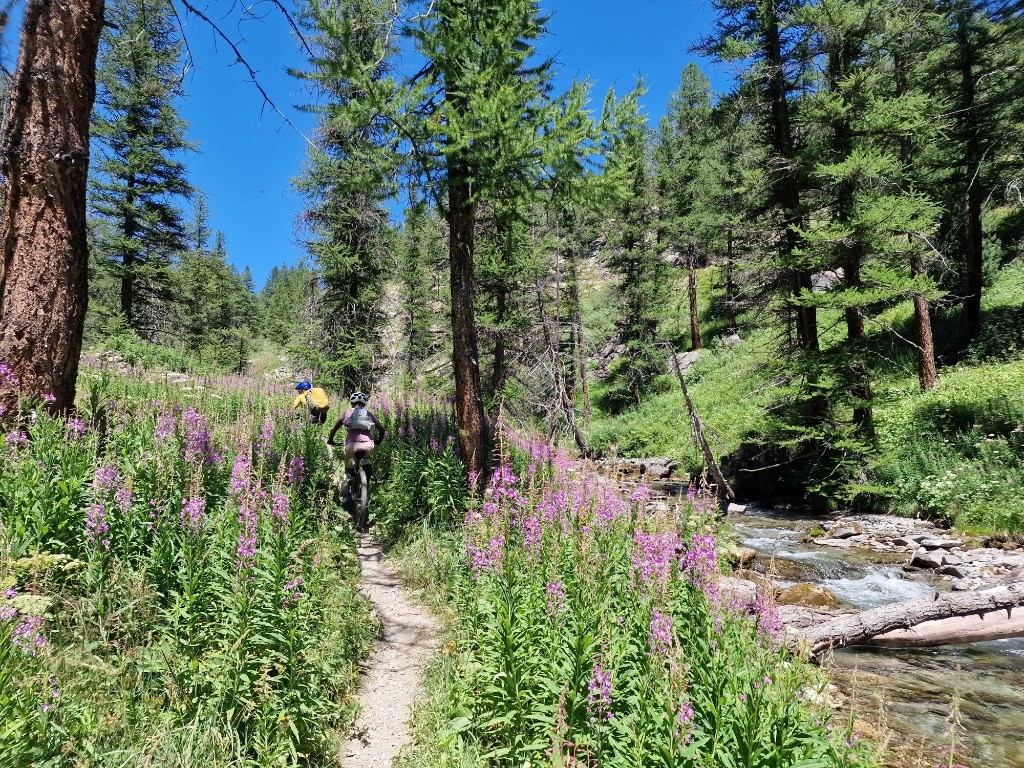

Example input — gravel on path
[342,533,439,768]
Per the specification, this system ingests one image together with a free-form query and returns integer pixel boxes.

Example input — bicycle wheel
[356,465,369,531]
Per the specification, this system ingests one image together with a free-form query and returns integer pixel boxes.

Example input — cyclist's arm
[327,416,345,444]
[288,395,304,415]
[370,413,386,443]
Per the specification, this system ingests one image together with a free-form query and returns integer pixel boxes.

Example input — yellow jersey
[292,388,330,411]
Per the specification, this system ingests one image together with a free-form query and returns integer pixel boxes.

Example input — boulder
[717,576,759,612]
[726,503,748,516]
[941,553,964,566]
[777,583,842,610]
[815,538,854,549]
[667,350,702,375]
[940,564,967,579]
[910,547,947,569]
[723,332,742,348]
[733,568,777,595]
[829,524,864,540]
[920,538,964,550]
[894,535,928,547]
[722,544,757,568]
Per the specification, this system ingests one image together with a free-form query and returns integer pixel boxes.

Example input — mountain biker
[326,392,386,478]
[289,381,331,424]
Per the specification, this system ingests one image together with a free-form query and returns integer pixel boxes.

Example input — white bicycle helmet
[349,392,368,406]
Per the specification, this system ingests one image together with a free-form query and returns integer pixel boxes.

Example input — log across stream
[731,510,1024,767]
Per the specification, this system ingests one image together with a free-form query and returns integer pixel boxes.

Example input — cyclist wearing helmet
[326,392,386,471]
[289,381,331,424]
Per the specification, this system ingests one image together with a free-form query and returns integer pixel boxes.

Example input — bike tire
[356,465,369,531]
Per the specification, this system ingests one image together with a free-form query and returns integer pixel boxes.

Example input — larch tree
[0,0,106,412]
[89,0,193,338]
[293,0,399,393]
[406,0,589,479]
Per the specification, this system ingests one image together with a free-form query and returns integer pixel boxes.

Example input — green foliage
[0,372,374,764]
[392,441,876,767]
[293,0,399,392]
[89,0,193,335]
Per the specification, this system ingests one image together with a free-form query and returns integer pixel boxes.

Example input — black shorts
[309,409,329,425]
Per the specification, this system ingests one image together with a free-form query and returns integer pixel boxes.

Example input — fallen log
[866,611,1024,648]
[801,582,1024,657]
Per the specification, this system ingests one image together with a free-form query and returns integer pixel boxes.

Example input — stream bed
[733,511,1024,768]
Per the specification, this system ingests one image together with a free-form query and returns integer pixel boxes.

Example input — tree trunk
[760,0,817,352]
[672,361,734,500]
[957,6,984,339]
[0,0,105,413]
[687,246,702,351]
[800,582,1024,658]
[911,254,938,390]
[447,168,487,483]
[725,229,738,333]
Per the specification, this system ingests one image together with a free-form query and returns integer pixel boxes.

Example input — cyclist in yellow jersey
[289,381,331,424]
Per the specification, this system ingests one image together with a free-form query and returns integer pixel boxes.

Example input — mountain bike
[328,441,371,531]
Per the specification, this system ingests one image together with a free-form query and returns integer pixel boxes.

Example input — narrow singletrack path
[342,532,439,768]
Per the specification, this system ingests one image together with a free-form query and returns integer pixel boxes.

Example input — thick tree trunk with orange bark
[0,0,105,413]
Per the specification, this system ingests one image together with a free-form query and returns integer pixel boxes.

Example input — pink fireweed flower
[5,430,27,448]
[648,608,674,657]
[271,493,290,530]
[42,677,60,713]
[12,615,47,655]
[41,392,56,403]
[93,465,120,494]
[230,453,252,499]
[466,534,505,578]
[0,361,19,389]
[631,529,681,592]
[114,486,133,513]
[683,534,718,586]
[429,437,440,452]
[154,411,175,441]
[182,407,211,464]
[674,700,696,742]
[66,416,87,437]
[258,415,274,455]
[753,591,783,641]
[545,580,567,617]
[282,578,303,607]
[85,504,111,552]
[236,502,258,573]
[286,455,304,485]
[587,663,613,721]
[631,484,652,507]
[520,514,542,558]
[180,497,206,533]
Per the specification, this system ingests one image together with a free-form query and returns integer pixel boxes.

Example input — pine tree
[602,87,669,409]
[405,0,592,477]
[397,203,447,382]
[89,0,193,338]
[293,0,399,393]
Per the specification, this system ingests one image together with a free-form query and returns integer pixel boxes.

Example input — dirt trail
[342,532,439,768]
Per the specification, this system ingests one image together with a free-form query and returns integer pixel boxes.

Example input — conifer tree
[404,0,592,477]
[90,0,193,337]
[293,0,399,393]
[397,202,447,381]
[602,87,668,408]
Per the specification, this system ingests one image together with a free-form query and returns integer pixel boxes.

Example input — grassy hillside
[586,261,1024,532]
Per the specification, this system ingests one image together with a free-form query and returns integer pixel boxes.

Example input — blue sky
[4,0,728,288]
[178,0,730,287]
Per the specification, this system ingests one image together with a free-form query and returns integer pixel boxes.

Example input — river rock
[829,524,864,540]
[910,547,947,569]
[894,534,928,547]
[777,583,842,610]
[722,544,757,568]
[717,576,759,611]
[920,537,964,550]
[941,553,964,566]
[727,503,748,515]
[815,538,854,549]
[940,564,968,579]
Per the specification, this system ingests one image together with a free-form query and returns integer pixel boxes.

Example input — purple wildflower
[286,455,305,485]
[0,361,19,389]
[114,486,133,513]
[182,407,211,464]
[180,497,206,533]
[282,578,303,607]
[631,529,680,592]
[42,677,60,713]
[648,608,674,657]
[40,393,56,404]
[66,416,87,437]
[271,493,290,530]
[5,430,27,448]
[683,534,718,586]
[85,504,111,552]
[154,411,175,441]
[93,465,120,494]
[587,663,613,721]
[12,615,47,655]
[258,416,274,455]
[545,580,567,617]
[236,501,258,573]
